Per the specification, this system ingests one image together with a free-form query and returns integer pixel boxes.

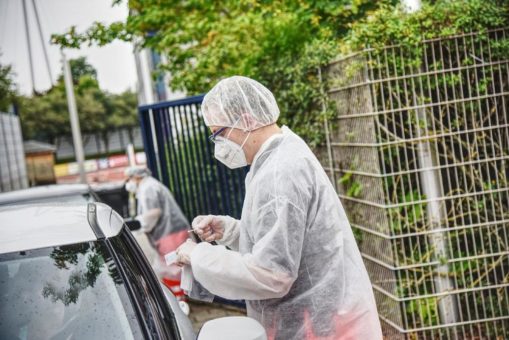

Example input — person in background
[125,166,189,285]
[175,76,382,339]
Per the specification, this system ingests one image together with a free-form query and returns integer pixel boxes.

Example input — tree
[19,81,70,142]
[343,0,509,50]
[0,60,18,112]
[19,57,138,150]
[51,0,396,146]
[69,56,98,84]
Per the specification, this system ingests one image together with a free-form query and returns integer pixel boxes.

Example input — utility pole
[32,0,53,86]
[21,0,36,94]
[401,0,458,326]
[126,143,136,217]
[61,50,86,183]
[134,44,161,177]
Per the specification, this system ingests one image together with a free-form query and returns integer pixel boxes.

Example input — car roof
[90,181,125,191]
[0,184,92,205]
[0,202,124,254]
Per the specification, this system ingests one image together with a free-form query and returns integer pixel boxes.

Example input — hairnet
[124,166,151,178]
[201,76,280,131]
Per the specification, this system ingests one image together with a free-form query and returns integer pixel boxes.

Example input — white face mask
[214,132,250,169]
[125,180,137,193]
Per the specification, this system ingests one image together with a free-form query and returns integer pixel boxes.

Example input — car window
[0,242,143,340]
[109,229,179,340]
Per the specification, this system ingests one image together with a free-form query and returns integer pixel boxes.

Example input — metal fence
[0,112,28,192]
[324,28,509,338]
[138,95,248,221]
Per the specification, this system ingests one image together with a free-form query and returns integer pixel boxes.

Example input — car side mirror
[197,316,266,340]
[124,218,141,231]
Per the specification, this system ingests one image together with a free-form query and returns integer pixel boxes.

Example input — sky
[0,0,138,95]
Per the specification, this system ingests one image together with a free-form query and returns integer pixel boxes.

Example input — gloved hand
[192,215,240,249]
[176,239,197,266]
[191,215,229,241]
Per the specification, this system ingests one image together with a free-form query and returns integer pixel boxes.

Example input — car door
[107,228,181,340]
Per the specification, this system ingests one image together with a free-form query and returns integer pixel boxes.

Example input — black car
[0,203,266,340]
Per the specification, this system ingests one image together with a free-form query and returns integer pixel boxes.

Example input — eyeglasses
[208,127,228,143]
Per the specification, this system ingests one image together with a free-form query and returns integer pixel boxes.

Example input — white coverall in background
[133,175,189,279]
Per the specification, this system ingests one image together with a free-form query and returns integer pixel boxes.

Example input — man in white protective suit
[125,167,189,284]
[175,76,382,339]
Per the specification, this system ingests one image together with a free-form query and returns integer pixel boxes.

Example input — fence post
[318,66,336,189]
[139,107,157,176]
[415,107,459,325]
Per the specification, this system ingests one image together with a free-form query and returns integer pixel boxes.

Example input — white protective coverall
[188,126,382,339]
[135,176,189,279]
[136,176,189,244]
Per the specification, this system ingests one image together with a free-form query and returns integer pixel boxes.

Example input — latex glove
[192,215,239,248]
[192,215,225,242]
[176,239,197,266]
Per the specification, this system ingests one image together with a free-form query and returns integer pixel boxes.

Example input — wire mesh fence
[324,28,509,339]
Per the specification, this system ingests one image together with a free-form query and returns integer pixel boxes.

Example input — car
[0,184,100,206]
[0,202,266,340]
[0,184,140,230]
[0,184,142,231]
[91,181,131,218]
[0,184,175,297]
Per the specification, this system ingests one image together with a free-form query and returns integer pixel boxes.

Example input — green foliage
[44,243,121,306]
[0,60,18,112]
[20,81,69,140]
[51,0,396,146]
[332,1,509,334]
[339,171,363,198]
[407,297,439,326]
[344,0,509,51]
[19,57,138,145]
[68,56,98,84]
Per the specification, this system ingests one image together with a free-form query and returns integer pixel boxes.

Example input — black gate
[138,95,248,221]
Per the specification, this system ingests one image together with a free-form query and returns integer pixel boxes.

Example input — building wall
[54,127,144,160]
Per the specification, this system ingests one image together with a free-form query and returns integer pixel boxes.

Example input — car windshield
[0,242,143,340]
